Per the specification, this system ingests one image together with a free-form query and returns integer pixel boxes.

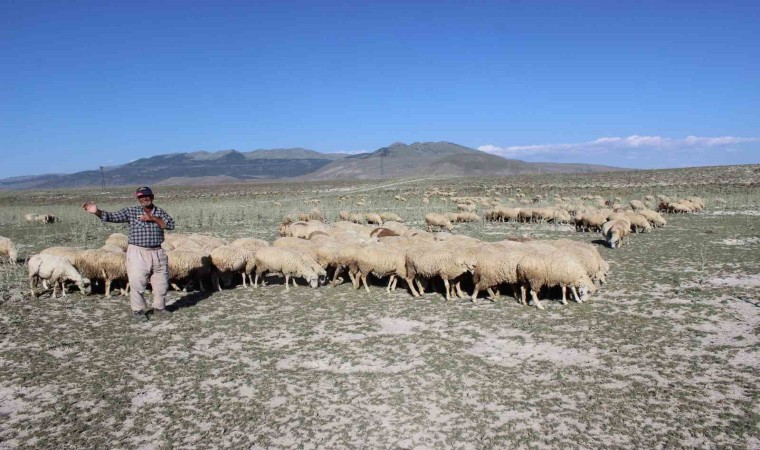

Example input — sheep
[604,220,631,249]
[451,212,481,223]
[364,213,384,225]
[33,214,58,224]
[280,220,330,239]
[547,239,609,287]
[424,213,453,232]
[339,210,351,221]
[515,248,596,310]
[104,233,128,251]
[638,209,667,228]
[177,234,227,252]
[575,213,606,232]
[210,245,255,290]
[379,212,403,223]
[457,203,477,212]
[253,246,325,291]
[24,213,36,223]
[629,200,645,211]
[377,220,409,236]
[624,211,652,233]
[166,249,213,291]
[41,246,83,264]
[100,244,125,253]
[405,243,477,300]
[470,242,530,302]
[73,249,128,297]
[230,237,270,253]
[0,237,18,265]
[28,254,90,299]
[349,244,414,294]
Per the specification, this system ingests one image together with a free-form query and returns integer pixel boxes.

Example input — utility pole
[100,166,105,192]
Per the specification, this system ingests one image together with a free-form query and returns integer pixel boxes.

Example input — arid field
[1,165,758,449]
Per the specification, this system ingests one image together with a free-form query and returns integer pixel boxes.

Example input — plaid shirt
[101,205,175,248]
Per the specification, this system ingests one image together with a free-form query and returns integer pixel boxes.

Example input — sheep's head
[78,277,92,295]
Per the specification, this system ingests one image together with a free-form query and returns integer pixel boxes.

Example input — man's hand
[140,212,166,228]
[82,202,99,215]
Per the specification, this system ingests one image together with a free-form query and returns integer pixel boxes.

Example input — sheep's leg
[362,274,371,293]
[455,282,464,298]
[571,286,583,303]
[52,280,59,299]
[292,277,298,287]
[519,285,527,305]
[531,290,545,310]
[487,287,499,299]
[406,278,420,297]
[254,271,260,288]
[471,283,480,302]
[284,274,290,292]
[213,272,221,291]
[105,278,112,297]
[560,285,568,305]
[390,276,398,291]
[30,275,37,299]
[171,282,181,291]
[330,266,344,286]
[443,279,451,301]
[241,272,247,288]
[385,275,394,293]
[415,278,426,294]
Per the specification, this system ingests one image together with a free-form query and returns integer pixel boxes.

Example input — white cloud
[478,135,760,157]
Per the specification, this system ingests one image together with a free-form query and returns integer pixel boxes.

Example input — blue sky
[1,0,758,178]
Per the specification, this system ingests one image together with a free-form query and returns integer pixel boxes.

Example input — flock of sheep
[0,193,706,310]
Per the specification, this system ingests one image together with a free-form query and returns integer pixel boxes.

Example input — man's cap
[135,186,154,198]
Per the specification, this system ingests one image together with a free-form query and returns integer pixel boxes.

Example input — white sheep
[624,211,652,233]
[349,243,414,294]
[73,249,128,297]
[209,245,255,290]
[40,246,83,264]
[424,213,453,232]
[470,242,530,302]
[379,212,403,223]
[0,236,18,265]
[104,233,128,251]
[638,209,667,228]
[364,213,384,225]
[547,239,609,287]
[515,248,596,310]
[405,243,476,300]
[604,220,631,249]
[253,246,326,291]
[166,249,213,291]
[28,254,90,298]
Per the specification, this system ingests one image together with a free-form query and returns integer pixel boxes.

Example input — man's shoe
[132,310,149,323]
[152,308,172,317]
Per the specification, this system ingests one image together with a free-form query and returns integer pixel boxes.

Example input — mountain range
[0,142,622,190]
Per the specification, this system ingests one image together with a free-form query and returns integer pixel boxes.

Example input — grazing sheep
[405,244,476,300]
[377,220,409,236]
[364,213,384,225]
[210,245,255,290]
[73,249,128,297]
[638,209,667,228]
[350,244,413,294]
[166,249,213,291]
[604,220,631,249]
[575,213,606,232]
[253,246,325,291]
[516,249,595,310]
[28,254,90,298]
[24,213,36,223]
[104,233,128,251]
[281,220,330,239]
[41,246,83,264]
[424,213,453,232]
[339,211,351,221]
[379,212,403,223]
[230,237,270,253]
[0,236,18,265]
[33,214,58,224]
[624,211,652,233]
[629,200,645,211]
[548,239,609,286]
[470,243,530,302]
[451,212,481,223]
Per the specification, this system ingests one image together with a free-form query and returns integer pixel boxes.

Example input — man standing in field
[82,186,175,322]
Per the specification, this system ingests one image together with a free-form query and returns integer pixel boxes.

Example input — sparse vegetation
[0,165,758,448]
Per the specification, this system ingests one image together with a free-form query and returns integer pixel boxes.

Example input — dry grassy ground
[1,167,758,448]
